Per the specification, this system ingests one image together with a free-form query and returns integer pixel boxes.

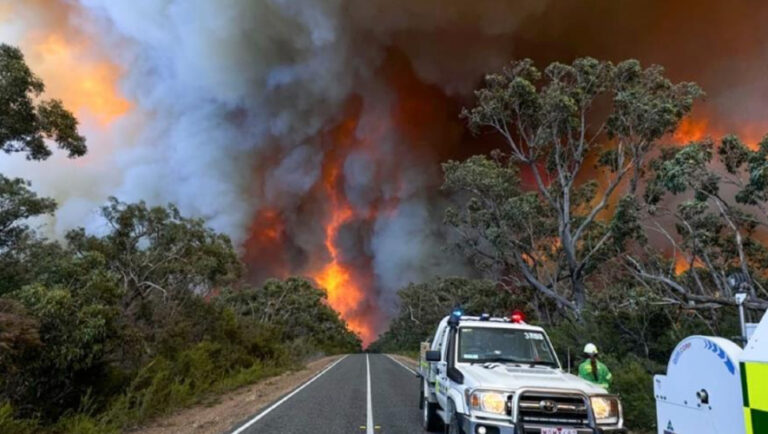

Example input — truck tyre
[445,401,465,434]
[419,381,424,410]
[422,394,442,432]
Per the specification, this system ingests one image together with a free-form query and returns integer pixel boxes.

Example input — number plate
[541,429,577,434]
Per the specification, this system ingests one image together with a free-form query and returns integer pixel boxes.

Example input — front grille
[516,391,589,427]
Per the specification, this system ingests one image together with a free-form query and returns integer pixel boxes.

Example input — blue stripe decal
[703,338,736,375]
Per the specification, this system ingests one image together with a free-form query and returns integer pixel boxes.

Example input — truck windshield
[457,327,557,365]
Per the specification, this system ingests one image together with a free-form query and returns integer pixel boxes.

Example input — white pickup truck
[418,311,626,434]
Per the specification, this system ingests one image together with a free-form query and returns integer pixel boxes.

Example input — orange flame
[671,116,767,150]
[674,254,705,275]
[27,33,132,125]
[312,154,371,344]
[0,2,131,126]
[673,117,710,144]
[307,104,386,346]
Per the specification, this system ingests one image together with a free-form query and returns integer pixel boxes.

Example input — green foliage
[68,197,242,306]
[101,341,284,429]
[369,277,528,353]
[443,155,556,282]
[453,57,702,314]
[0,175,58,295]
[3,284,119,420]
[606,357,658,434]
[220,277,362,354]
[639,136,768,311]
[609,196,646,251]
[0,202,359,431]
[0,403,36,434]
[0,44,86,160]
[0,44,364,432]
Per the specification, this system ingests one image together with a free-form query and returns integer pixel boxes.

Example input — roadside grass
[0,341,306,433]
[100,342,297,431]
[393,350,420,361]
[0,403,37,434]
[394,351,419,362]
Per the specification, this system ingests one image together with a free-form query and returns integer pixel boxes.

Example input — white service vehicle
[418,310,626,434]
[654,308,768,434]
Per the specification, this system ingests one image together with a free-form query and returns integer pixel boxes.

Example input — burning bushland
[4,1,768,344]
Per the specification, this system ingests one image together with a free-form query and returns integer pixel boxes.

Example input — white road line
[231,355,348,434]
[366,354,374,434]
[386,354,418,375]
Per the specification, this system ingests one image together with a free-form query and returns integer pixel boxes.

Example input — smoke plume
[2,0,768,341]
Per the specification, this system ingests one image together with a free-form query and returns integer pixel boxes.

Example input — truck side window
[439,328,450,360]
[434,328,444,354]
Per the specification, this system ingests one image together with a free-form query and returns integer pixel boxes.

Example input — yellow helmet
[583,343,598,355]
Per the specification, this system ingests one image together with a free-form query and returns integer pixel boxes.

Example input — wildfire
[673,117,710,144]
[674,254,705,276]
[671,116,767,150]
[26,32,131,125]
[312,160,371,343]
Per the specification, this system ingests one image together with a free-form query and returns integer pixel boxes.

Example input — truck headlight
[590,396,621,425]
[468,390,508,415]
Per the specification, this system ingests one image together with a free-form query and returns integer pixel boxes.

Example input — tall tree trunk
[571,273,586,315]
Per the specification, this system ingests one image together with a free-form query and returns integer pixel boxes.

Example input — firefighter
[579,343,613,390]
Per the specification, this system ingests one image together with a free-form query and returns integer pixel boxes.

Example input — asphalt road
[230,354,424,434]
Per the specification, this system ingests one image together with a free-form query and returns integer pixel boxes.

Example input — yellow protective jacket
[578,359,612,390]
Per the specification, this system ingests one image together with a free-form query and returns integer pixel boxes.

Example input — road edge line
[386,354,418,375]
[230,354,348,434]
[366,354,374,434]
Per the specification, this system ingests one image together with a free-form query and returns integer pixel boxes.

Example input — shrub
[0,403,36,434]
[607,356,659,433]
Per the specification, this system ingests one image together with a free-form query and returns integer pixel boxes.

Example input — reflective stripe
[746,363,768,411]
[742,361,768,434]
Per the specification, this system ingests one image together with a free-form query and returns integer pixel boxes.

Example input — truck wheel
[444,403,464,434]
[422,395,442,432]
[419,381,424,410]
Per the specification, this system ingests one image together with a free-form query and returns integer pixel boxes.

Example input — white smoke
[1,0,551,334]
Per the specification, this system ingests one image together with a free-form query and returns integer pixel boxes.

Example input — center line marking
[366,354,374,434]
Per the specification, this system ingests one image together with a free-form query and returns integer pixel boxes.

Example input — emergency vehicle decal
[672,341,691,365]
[741,361,768,434]
[702,339,736,375]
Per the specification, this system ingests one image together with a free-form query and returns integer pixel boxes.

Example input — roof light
[448,307,463,327]
[510,309,526,324]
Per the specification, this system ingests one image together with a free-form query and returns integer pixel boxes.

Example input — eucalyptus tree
[0,44,85,160]
[445,58,701,314]
[0,44,86,295]
[631,136,768,311]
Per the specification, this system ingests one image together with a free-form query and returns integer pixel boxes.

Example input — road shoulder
[389,353,419,371]
[129,355,342,434]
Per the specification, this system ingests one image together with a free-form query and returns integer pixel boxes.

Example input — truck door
[435,326,450,409]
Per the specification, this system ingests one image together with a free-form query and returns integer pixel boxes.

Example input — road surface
[229,354,424,434]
